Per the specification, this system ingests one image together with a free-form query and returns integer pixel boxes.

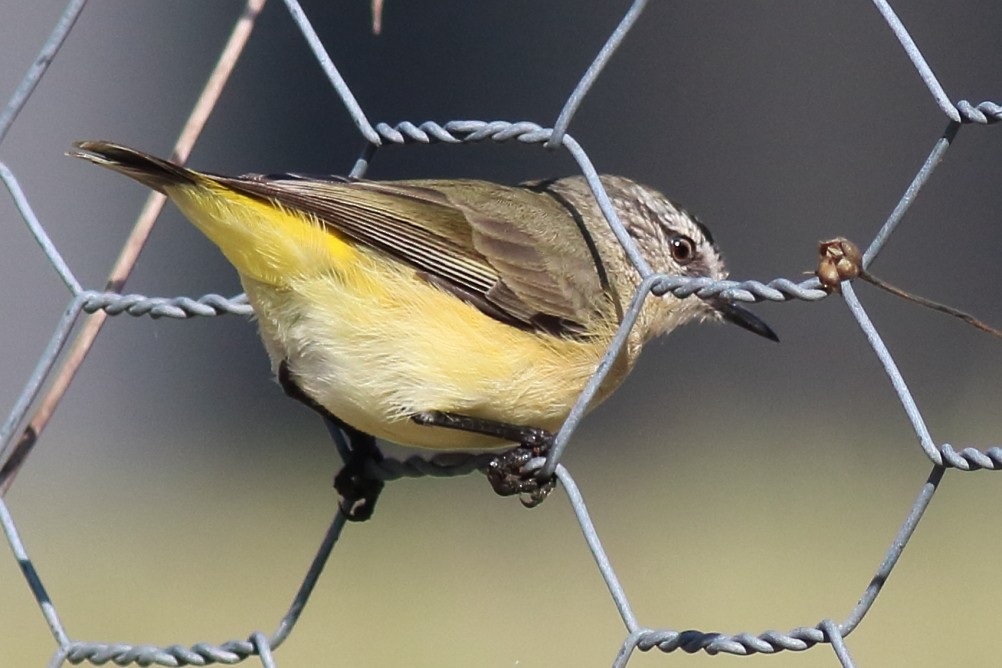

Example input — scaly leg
[411,410,556,507]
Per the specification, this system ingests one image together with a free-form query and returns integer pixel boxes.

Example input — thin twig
[861,271,1002,341]
[0,0,267,496]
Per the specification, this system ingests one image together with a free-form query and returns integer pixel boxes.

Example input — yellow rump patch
[167,181,357,287]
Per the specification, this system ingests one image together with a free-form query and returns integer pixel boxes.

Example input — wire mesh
[1,1,1000,666]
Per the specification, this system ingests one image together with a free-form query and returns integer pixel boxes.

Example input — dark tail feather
[69,141,198,193]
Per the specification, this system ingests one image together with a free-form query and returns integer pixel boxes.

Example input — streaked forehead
[630,181,715,246]
[682,209,715,247]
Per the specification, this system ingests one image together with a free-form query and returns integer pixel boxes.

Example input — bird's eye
[670,235,696,264]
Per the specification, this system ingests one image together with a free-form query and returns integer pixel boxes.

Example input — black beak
[713,299,779,342]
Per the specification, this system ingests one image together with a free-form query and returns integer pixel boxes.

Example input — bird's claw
[487,442,556,508]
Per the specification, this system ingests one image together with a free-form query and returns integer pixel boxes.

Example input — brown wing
[218,173,614,336]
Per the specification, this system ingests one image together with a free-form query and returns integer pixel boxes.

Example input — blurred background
[1,1,1001,666]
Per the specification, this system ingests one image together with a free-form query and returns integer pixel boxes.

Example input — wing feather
[216,173,617,337]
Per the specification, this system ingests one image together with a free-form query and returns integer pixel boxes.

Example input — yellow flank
[165,179,357,287]
[243,242,624,450]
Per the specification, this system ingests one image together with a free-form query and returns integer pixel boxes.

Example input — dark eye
[670,235,696,264]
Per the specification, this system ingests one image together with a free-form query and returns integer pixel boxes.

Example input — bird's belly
[242,267,620,450]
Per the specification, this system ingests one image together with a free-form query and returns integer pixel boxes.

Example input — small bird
[71,141,775,511]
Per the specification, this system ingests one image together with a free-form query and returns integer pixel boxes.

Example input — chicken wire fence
[1,1,1001,667]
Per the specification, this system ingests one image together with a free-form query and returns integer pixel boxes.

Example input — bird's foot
[486,443,556,508]
[410,410,557,507]
[332,437,384,522]
[320,411,384,522]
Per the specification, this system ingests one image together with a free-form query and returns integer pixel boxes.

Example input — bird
[70,140,776,513]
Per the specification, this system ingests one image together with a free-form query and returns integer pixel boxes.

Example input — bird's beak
[712,299,779,342]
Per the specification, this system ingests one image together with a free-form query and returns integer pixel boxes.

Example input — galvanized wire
[1,1,999,667]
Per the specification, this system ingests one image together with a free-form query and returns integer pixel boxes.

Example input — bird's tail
[69,141,200,193]
[70,140,358,288]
